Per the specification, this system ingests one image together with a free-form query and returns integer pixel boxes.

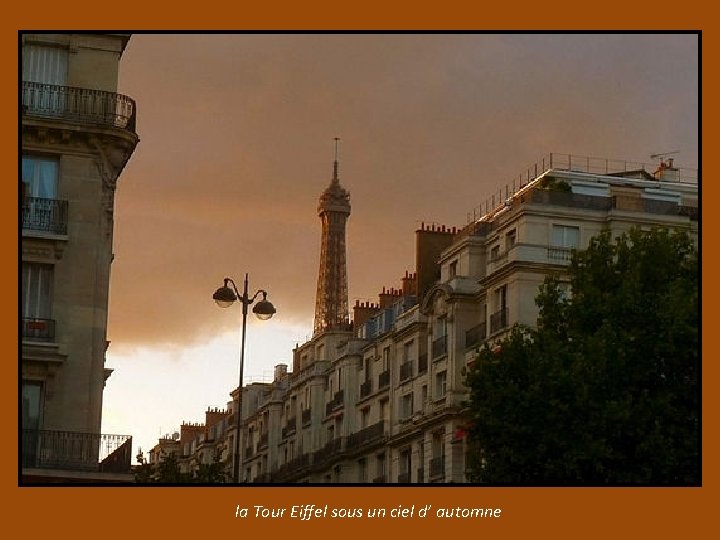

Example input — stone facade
[21,33,139,481]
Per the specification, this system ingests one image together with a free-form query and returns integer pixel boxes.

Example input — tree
[465,227,699,485]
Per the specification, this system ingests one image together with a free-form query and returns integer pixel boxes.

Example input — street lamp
[213,274,276,483]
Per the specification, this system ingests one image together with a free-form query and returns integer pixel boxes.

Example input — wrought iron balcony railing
[21,429,132,473]
[22,197,69,235]
[257,432,269,450]
[490,308,509,334]
[282,418,297,438]
[22,81,137,134]
[432,335,447,359]
[429,456,445,479]
[399,361,413,382]
[465,322,487,349]
[22,317,56,342]
[346,421,385,450]
[378,369,390,389]
[325,390,344,416]
[360,379,372,398]
[418,354,428,374]
[313,437,344,467]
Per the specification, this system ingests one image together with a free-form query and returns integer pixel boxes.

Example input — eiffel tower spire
[313,138,351,336]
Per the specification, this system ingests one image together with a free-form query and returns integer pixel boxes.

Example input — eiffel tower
[313,138,351,336]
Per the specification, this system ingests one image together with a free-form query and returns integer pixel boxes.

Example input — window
[400,448,411,476]
[552,224,580,248]
[22,155,58,199]
[22,382,43,432]
[382,347,390,371]
[432,431,445,458]
[377,453,386,477]
[435,316,447,338]
[22,263,53,320]
[401,393,413,419]
[326,425,334,444]
[435,371,447,399]
[490,244,500,260]
[364,357,371,381]
[449,260,458,278]
[379,399,388,422]
[22,44,68,85]
[361,407,370,429]
[421,385,428,406]
[358,458,367,482]
[403,340,413,363]
[494,285,507,312]
[505,229,517,250]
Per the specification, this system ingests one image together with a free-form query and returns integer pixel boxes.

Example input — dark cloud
[108,33,698,349]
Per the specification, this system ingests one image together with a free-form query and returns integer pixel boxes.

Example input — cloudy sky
[100,33,698,457]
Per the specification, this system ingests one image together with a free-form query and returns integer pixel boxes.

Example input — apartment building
[151,153,698,483]
[21,33,139,482]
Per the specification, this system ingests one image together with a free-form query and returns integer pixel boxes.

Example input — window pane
[22,156,58,198]
[22,44,68,85]
[22,263,53,318]
[22,382,43,430]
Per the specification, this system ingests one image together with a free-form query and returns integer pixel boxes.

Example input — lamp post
[213,274,276,483]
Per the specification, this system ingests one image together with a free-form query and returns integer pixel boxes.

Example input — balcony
[22,197,69,236]
[22,317,56,342]
[378,370,390,389]
[325,390,344,416]
[22,81,137,134]
[432,335,447,359]
[489,308,509,334]
[273,453,311,480]
[301,408,312,427]
[429,456,445,480]
[399,361,413,382]
[346,421,385,450]
[465,322,487,349]
[547,246,573,262]
[257,432,269,450]
[418,354,428,374]
[360,379,372,399]
[21,429,132,473]
[282,418,296,439]
[313,437,344,467]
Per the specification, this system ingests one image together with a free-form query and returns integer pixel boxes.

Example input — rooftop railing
[466,152,698,224]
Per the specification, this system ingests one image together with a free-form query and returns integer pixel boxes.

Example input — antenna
[650,150,679,160]
[332,137,341,182]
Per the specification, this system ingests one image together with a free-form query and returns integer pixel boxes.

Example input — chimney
[274,363,288,381]
[353,301,380,334]
[415,226,455,304]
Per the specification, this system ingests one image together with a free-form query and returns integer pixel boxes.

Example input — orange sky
[101,33,698,452]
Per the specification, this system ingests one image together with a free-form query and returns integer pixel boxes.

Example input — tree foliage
[465,227,699,484]
[134,451,228,484]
